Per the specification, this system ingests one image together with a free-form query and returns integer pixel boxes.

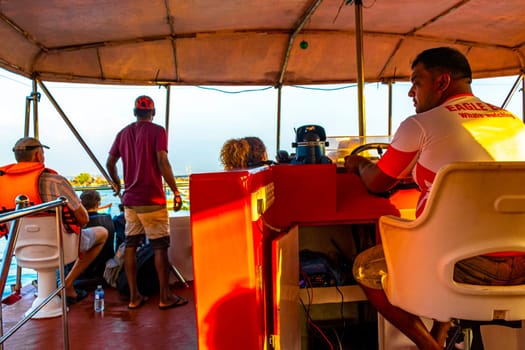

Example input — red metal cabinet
[190,164,418,349]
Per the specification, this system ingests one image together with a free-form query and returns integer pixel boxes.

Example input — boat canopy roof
[0,0,524,86]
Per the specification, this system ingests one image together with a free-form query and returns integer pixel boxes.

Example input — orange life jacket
[0,162,80,236]
[0,162,47,211]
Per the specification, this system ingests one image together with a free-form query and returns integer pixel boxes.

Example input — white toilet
[15,216,79,319]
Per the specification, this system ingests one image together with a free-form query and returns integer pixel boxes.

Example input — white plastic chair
[379,162,525,347]
[15,215,79,318]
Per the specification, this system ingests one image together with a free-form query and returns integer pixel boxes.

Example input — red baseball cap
[135,95,155,110]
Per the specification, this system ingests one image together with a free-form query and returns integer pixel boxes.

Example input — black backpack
[116,244,160,296]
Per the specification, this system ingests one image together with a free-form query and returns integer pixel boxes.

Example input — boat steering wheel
[350,142,390,157]
[349,142,418,194]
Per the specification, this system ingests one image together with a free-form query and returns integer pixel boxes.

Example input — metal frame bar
[0,196,70,350]
[276,86,282,155]
[354,0,366,136]
[501,72,525,109]
[36,79,118,194]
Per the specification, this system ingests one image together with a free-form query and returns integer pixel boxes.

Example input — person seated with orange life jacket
[0,137,108,306]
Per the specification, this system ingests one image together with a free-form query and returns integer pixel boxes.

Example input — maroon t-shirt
[109,121,168,206]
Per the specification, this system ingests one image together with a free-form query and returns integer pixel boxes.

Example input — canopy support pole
[32,79,39,138]
[164,85,171,138]
[277,0,323,86]
[24,90,31,137]
[276,86,282,155]
[37,79,118,193]
[24,78,41,138]
[354,0,366,136]
[388,80,393,136]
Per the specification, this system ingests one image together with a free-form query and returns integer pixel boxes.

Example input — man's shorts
[124,205,170,249]
[79,226,99,252]
[453,254,525,286]
[352,245,388,290]
[353,244,525,290]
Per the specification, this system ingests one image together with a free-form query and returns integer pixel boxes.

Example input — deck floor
[1,282,197,350]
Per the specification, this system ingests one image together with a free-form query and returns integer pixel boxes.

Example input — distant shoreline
[69,175,189,190]
[73,180,190,217]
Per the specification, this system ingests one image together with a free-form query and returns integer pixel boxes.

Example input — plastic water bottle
[94,285,105,312]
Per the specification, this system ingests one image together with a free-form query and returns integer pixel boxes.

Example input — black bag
[116,244,160,296]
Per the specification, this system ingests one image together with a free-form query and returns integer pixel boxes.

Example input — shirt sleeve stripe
[377,146,418,178]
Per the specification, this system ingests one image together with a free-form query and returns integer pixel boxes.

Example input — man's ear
[34,150,44,163]
[152,108,156,116]
[436,73,451,92]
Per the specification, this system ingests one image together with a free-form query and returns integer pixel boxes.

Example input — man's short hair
[80,189,101,211]
[134,108,154,118]
[412,47,472,83]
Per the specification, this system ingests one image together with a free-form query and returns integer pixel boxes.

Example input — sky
[0,67,523,178]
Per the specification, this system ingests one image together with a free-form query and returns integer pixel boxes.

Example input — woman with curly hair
[220,136,268,170]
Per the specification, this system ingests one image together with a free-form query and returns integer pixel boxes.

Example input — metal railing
[0,195,70,350]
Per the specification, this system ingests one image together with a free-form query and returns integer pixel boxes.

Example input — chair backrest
[380,161,525,322]
[15,215,79,270]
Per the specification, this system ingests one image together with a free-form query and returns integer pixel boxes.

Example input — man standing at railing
[106,95,186,310]
[0,137,108,305]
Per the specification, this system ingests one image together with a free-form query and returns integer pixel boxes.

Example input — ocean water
[0,184,190,299]
[0,248,33,299]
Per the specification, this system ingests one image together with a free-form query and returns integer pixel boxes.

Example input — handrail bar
[0,197,67,224]
[0,195,70,350]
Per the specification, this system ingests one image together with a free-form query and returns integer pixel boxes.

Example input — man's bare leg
[64,227,107,298]
[154,247,184,307]
[125,245,144,308]
[363,286,444,350]
[431,321,452,346]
